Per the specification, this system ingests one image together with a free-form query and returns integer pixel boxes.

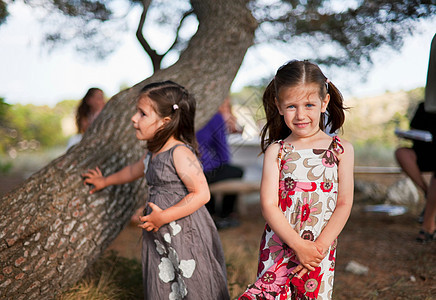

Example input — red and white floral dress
[239,136,344,300]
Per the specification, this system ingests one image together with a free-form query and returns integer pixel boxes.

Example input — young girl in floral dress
[239,60,354,300]
[83,81,229,299]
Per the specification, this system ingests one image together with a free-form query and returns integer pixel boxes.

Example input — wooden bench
[209,179,260,216]
[354,166,402,174]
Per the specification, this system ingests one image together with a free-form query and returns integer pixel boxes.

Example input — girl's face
[276,83,329,138]
[131,96,167,141]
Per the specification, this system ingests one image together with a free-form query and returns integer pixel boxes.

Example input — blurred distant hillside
[342,87,424,166]
[343,88,424,144]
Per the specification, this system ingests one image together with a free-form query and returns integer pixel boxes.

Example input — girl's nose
[295,108,305,120]
[131,112,138,123]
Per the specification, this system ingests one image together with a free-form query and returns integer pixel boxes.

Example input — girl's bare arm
[82,154,146,194]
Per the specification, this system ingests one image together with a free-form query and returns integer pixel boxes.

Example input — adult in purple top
[197,113,230,171]
[197,112,243,229]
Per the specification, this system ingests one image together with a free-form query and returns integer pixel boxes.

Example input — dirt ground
[2,173,435,299]
[108,202,436,299]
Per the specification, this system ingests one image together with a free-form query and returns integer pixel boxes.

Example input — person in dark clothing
[395,102,436,223]
[417,33,436,243]
[197,99,244,229]
[395,102,436,195]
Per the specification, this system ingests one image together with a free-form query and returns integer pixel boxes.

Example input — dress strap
[277,140,285,161]
[329,136,345,154]
[276,140,288,172]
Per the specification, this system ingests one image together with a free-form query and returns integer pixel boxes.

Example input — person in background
[67,87,105,149]
[395,101,436,223]
[416,33,436,243]
[219,97,244,135]
[196,97,244,229]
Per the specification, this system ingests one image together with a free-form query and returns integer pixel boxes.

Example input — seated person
[395,101,436,222]
[196,98,244,229]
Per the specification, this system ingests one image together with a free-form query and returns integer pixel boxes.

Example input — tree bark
[0,0,257,298]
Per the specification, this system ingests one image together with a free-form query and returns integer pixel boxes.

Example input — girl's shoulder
[172,143,198,165]
[264,141,284,164]
[172,143,195,156]
[172,143,203,175]
[264,141,282,154]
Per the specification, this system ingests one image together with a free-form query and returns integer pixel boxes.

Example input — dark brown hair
[139,81,198,155]
[76,87,102,133]
[260,60,346,152]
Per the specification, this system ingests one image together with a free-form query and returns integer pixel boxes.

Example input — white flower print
[155,220,197,299]
[155,239,166,255]
[169,278,188,300]
[169,221,182,236]
[159,257,175,283]
[179,259,196,278]
[304,150,338,182]
[164,233,172,243]
[158,253,196,297]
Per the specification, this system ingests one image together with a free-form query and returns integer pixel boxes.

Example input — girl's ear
[158,116,171,128]
[321,93,330,113]
[275,97,284,115]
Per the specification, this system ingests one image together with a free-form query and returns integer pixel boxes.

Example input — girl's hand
[314,240,330,259]
[291,265,310,279]
[138,202,165,232]
[82,167,106,194]
[294,240,324,271]
[291,240,325,278]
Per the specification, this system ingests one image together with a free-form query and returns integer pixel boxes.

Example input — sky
[0,2,435,106]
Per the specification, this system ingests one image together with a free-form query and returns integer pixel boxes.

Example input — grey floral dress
[142,144,229,300]
[239,136,345,300]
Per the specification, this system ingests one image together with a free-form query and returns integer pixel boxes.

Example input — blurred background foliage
[0,98,78,153]
[0,97,79,174]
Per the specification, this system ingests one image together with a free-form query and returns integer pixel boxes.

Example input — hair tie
[173,104,179,110]
[325,78,330,90]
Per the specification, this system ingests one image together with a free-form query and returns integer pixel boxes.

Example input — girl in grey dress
[83,81,229,299]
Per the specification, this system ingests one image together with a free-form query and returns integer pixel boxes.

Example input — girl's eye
[287,105,295,109]
[306,103,314,108]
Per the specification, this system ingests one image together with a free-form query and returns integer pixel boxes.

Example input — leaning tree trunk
[0,1,257,298]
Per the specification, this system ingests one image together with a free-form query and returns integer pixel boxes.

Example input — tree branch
[136,0,163,72]
[162,8,194,57]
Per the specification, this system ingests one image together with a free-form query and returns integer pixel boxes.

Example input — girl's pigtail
[260,80,276,153]
[260,79,291,153]
[325,80,347,134]
[176,91,199,156]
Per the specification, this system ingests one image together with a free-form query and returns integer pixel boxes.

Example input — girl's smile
[294,122,310,128]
